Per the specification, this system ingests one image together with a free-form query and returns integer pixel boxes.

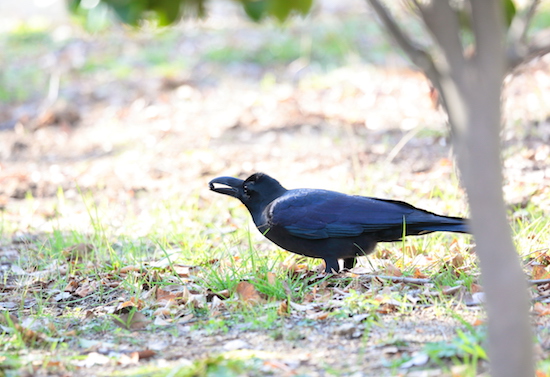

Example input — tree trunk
[448,3,534,375]
[366,1,535,375]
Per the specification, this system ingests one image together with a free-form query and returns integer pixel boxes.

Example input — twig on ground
[359,274,431,285]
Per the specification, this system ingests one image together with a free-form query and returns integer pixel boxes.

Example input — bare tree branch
[415,1,465,70]
[507,0,542,68]
[509,0,540,46]
[365,0,448,113]
[366,0,431,71]
[509,30,550,69]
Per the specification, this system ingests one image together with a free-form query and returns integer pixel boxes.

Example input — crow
[209,173,469,273]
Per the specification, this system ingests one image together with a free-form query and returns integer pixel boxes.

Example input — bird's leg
[324,258,340,273]
[343,257,356,270]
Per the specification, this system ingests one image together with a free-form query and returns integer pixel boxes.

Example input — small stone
[223,339,250,351]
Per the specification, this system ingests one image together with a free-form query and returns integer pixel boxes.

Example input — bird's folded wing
[269,190,421,240]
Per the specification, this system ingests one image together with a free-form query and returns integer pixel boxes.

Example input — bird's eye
[243,185,249,195]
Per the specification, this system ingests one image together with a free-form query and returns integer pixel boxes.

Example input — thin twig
[509,0,540,46]
[528,278,550,286]
[358,274,431,285]
[365,0,447,114]
[532,294,550,302]
[508,0,542,68]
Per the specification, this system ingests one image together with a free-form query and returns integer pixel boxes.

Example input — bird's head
[209,173,287,208]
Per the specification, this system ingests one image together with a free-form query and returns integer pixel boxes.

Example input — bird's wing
[267,189,422,240]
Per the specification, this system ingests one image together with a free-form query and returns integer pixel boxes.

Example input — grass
[0,183,492,375]
[2,188,548,377]
[1,156,547,376]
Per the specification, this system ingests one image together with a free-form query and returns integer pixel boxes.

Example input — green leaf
[502,0,517,28]
[242,0,268,22]
[148,0,183,26]
[269,0,293,22]
[105,0,148,26]
[295,0,313,15]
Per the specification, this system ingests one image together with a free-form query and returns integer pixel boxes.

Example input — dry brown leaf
[64,279,79,293]
[449,253,464,268]
[532,265,550,280]
[277,300,289,316]
[156,288,179,304]
[120,265,142,274]
[153,308,171,316]
[173,265,190,277]
[134,349,156,360]
[377,302,398,314]
[282,262,308,274]
[118,352,139,366]
[403,245,419,257]
[63,243,94,261]
[470,283,483,293]
[534,302,550,316]
[75,281,98,298]
[413,268,428,279]
[113,311,151,330]
[375,248,392,259]
[235,281,263,304]
[267,272,277,285]
[117,297,145,311]
[217,289,231,299]
[384,263,402,277]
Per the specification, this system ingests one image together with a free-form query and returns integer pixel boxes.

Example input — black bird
[209,173,469,273]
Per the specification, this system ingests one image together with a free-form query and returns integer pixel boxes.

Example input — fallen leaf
[267,272,277,285]
[116,297,145,311]
[470,283,483,293]
[532,265,550,280]
[534,302,550,316]
[156,288,179,304]
[384,263,402,277]
[173,264,190,277]
[277,300,289,316]
[63,243,95,261]
[376,248,392,259]
[134,349,156,360]
[113,311,151,330]
[235,281,263,304]
[449,253,464,268]
[377,302,399,314]
[75,281,98,298]
[413,268,428,279]
[403,245,419,257]
[120,265,142,274]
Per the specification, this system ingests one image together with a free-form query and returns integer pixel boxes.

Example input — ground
[0,1,550,376]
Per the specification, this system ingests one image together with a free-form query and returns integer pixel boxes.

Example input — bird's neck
[245,187,287,226]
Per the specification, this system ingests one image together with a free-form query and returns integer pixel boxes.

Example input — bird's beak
[209,176,244,198]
